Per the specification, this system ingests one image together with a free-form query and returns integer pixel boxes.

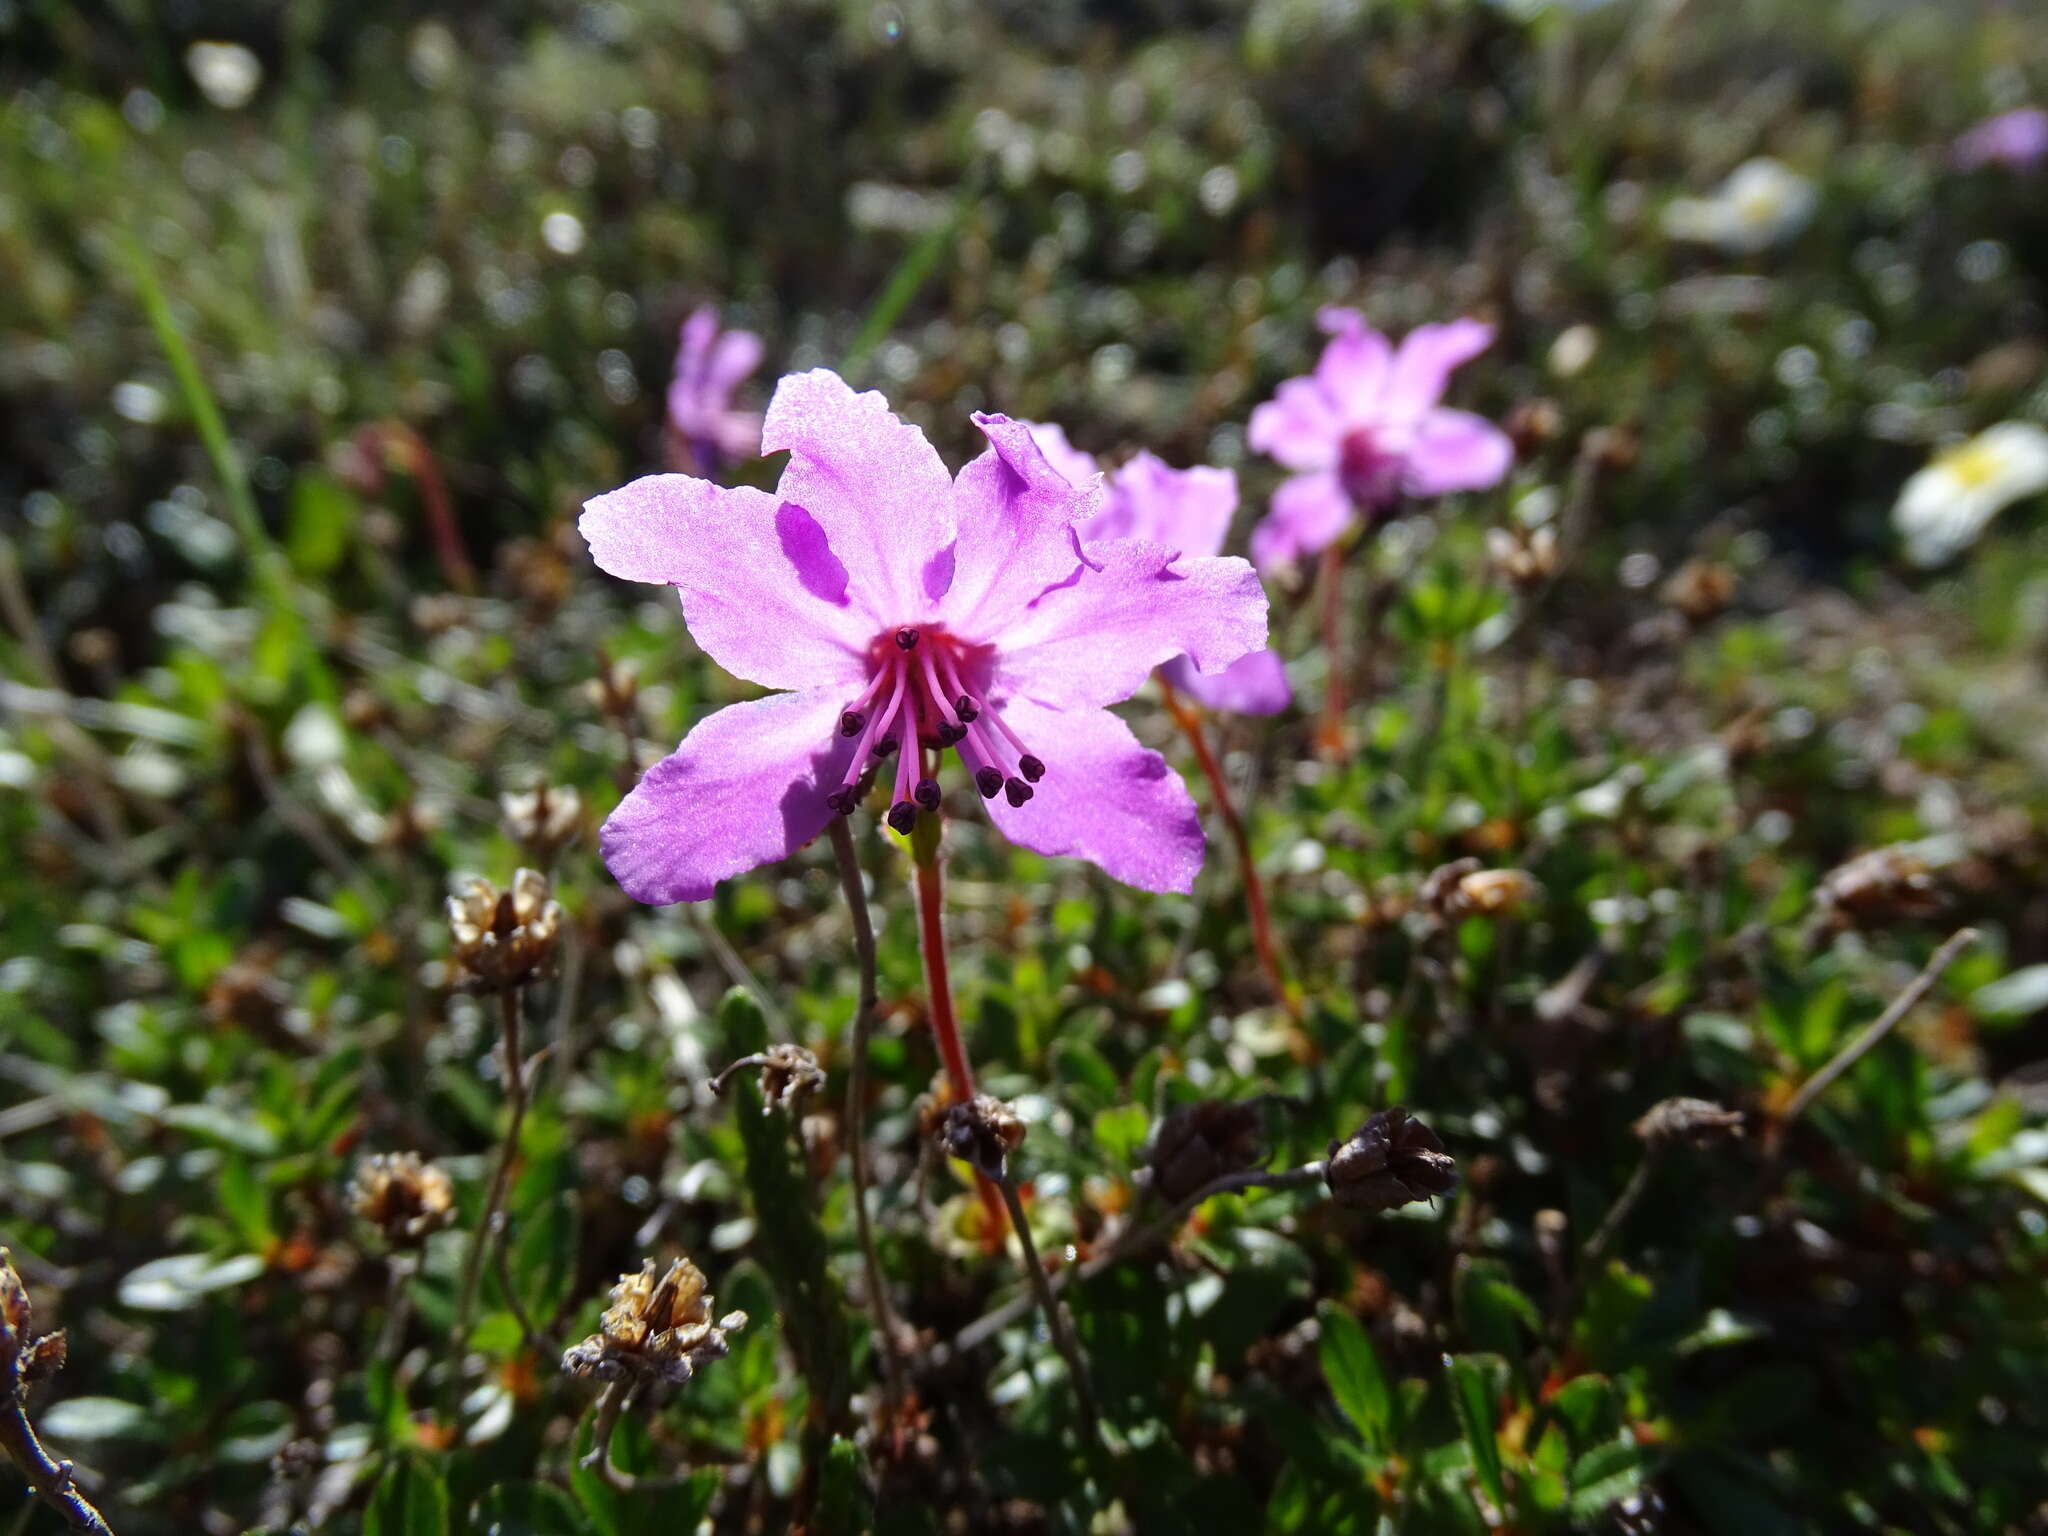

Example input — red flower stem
[374,422,477,595]
[1158,674,1299,1021]
[911,832,1009,1236]
[1317,541,1345,758]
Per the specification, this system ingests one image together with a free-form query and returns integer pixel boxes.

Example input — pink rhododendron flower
[666,306,764,476]
[1027,423,1290,716]
[1953,108,2048,172]
[581,370,1269,901]
[1246,309,1513,571]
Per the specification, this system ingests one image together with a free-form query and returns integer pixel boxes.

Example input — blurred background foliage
[3,0,2048,1532]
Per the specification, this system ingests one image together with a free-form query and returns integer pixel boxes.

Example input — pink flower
[581,370,1269,901]
[1246,309,1513,571]
[666,306,764,476]
[1027,423,1291,717]
[1954,108,2048,172]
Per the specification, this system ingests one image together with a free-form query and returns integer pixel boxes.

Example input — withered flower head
[0,1249,69,1389]
[1816,843,1945,931]
[1633,1097,1744,1147]
[561,1256,747,1387]
[1324,1108,1458,1213]
[348,1152,456,1249]
[1486,523,1560,591]
[1147,1099,1269,1204]
[1504,397,1565,456]
[447,868,562,992]
[1662,559,1736,624]
[707,1043,826,1115]
[1422,859,1539,922]
[935,1094,1027,1181]
[500,783,583,862]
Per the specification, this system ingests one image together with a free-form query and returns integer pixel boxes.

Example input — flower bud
[1324,1108,1457,1212]
[707,1043,826,1115]
[1633,1097,1744,1146]
[1662,559,1736,624]
[935,1094,1027,1181]
[348,1152,457,1249]
[447,868,563,992]
[500,783,583,863]
[561,1256,747,1387]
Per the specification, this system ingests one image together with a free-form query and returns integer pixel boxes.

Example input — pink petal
[1248,378,1342,471]
[579,475,871,690]
[1162,647,1290,716]
[677,307,719,376]
[1315,320,1395,417]
[1383,319,1495,422]
[1250,472,1353,572]
[1086,453,1237,559]
[939,413,1101,640]
[1402,409,1514,497]
[983,697,1204,893]
[710,409,764,464]
[704,327,764,401]
[601,688,857,905]
[996,542,1268,711]
[1024,420,1103,488]
[760,369,957,624]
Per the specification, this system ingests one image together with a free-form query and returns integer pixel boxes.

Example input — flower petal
[1162,647,1291,716]
[1315,316,1395,418]
[1402,409,1514,497]
[760,369,957,623]
[1383,319,1495,421]
[1085,453,1237,558]
[1250,472,1353,572]
[983,697,1204,893]
[704,326,764,400]
[579,475,871,689]
[1248,378,1342,471]
[939,413,1101,640]
[997,542,1268,710]
[1024,420,1103,488]
[600,689,857,905]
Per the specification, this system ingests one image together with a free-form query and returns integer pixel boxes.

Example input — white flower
[185,41,263,111]
[1893,422,2048,566]
[1662,158,1816,254]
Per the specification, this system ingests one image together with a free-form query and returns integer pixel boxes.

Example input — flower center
[1337,426,1405,509]
[824,626,1046,830]
[1936,440,2006,492]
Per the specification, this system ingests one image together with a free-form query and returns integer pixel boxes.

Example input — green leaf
[816,1436,874,1536]
[286,469,357,576]
[364,1454,450,1536]
[1568,1439,1647,1519]
[1318,1304,1394,1452]
[1446,1354,1506,1508]
[39,1397,157,1442]
[471,1481,591,1535]
[1091,1102,1149,1164]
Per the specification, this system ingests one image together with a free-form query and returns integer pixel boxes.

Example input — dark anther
[1018,754,1045,783]
[873,736,899,758]
[894,628,920,650]
[1004,777,1033,807]
[974,766,1004,799]
[955,695,980,723]
[839,710,865,738]
[825,788,853,815]
[914,777,942,810]
[937,721,966,748]
[886,801,919,834]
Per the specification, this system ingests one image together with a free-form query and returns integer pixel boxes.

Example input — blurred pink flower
[1028,423,1290,716]
[1246,308,1513,571]
[1954,108,2048,171]
[666,306,764,476]
[582,370,1269,900]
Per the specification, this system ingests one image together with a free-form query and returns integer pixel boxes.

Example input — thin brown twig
[827,819,908,1406]
[453,989,531,1368]
[992,1173,1101,1446]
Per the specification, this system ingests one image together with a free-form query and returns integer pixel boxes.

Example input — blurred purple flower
[581,370,1269,900]
[1028,422,1290,716]
[1246,309,1513,572]
[1953,108,2048,171]
[665,306,764,477]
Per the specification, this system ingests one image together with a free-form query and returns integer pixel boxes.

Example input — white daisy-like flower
[1662,158,1817,254]
[1893,422,2048,567]
[185,41,263,111]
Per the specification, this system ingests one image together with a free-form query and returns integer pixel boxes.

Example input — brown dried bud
[499,783,583,862]
[410,592,468,636]
[1662,559,1736,624]
[587,655,641,719]
[561,1256,747,1387]
[707,1043,826,1116]
[1324,1108,1458,1212]
[1504,397,1565,456]
[20,1330,66,1387]
[1146,1099,1268,1204]
[0,1249,68,1389]
[1486,523,1560,590]
[1633,1097,1744,1146]
[348,1152,457,1249]
[1815,843,1945,931]
[935,1094,1027,1181]
[0,1250,29,1341]
[205,957,290,1039]
[447,868,562,992]
[1422,859,1539,922]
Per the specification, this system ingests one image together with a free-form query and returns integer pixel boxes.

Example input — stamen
[873,735,899,758]
[839,711,865,738]
[914,777,941,810]
[1003,777,1034,807]
[839,662,908,793]
[886,800,918,833]
[955,695,980,723]
[974,766,1004,799]
[936,722,967,748]
[1018,754,1045,782]
[895,627,920,651]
